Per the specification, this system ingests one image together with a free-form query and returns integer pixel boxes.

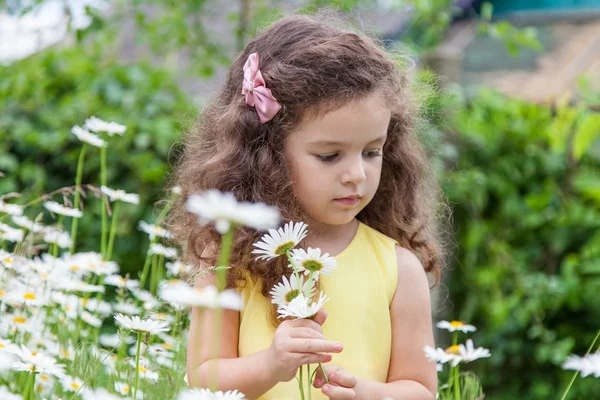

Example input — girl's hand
[266,310,343,383]
[313,365,361,400]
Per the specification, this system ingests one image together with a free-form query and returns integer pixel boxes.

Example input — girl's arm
[186,270,280,399]
[356,246,438,400]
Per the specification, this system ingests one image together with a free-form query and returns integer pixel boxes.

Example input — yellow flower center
[24,292,36,300]
[123,387,130,394]
[4,257,12,264]
[70,265,80,271]
[274,241,295,255]
[13,317,26,324]
[0,289,5,298]
[162,342,172,350]
[139,366,147,373]
[70,383,80,390]
[302,259,323,272]
[285,289,300,303]
[120,278,127,284]
[450,321,465,327]
[41,375,49,381]
[0,343,4,348]
[445,345,460,355]
[31,351,38,356]
[37,384,43,392]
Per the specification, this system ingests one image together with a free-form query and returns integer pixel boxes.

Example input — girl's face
[283,92,391,229]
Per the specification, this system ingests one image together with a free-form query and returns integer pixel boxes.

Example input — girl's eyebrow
[308,134,387,146]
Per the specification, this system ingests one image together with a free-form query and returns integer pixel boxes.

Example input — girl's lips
[334,197,361,206]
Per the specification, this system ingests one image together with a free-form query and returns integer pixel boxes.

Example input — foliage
[442,88,600,399]
[0,43,194,273]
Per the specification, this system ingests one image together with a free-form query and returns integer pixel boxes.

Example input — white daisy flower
[10,345,65,377]
[43,201,82,218]
[424,345,459,366]
[60,375,84,392]
[100,186,139,205]
[81,312,102,328]
[289,248,337,281]
[114,381,136,397]
[114,313,170,334]
[3,287,49,307]
[0,201,23,216]
[68,252,119,276]
[165,260,195,277]
[186,190,280,234]
[130,288,160,310]
[0,224,24,242]
[252,221,308,261]
[277,292,329,320]
[562,353,600,378]
[138,220,174,240]
[269,274,314,307]
[71,125,106,148]
[159,281,243,311]
[128,359,159,381]
[84,116,126,136]
[177,388,246,400]
[0,250,16,269]
[149,243,178,259]
[436,320,477,333]
[43,229,72,249]
[12,215,45,233]
[104,274,139,289]
[113,302,142,316]
[458,339,491,363]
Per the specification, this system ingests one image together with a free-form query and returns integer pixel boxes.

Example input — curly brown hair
[165,13,446,325]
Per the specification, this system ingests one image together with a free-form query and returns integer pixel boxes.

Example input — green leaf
[573,113,600,161]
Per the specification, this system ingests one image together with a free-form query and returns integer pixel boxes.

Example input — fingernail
[335,343,343,351]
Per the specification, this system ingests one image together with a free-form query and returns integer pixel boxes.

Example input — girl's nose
[341,158,367,185]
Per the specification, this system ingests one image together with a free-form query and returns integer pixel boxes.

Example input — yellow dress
[238,221,399,399]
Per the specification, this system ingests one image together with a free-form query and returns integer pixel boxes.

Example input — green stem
[560,329,600,400]
[215,228,234,291]
[453,364,460,400]
[318,363,330,385]
[208,226,235,391]
[307,364,312,400]
[150,254,158,295]
[70,144,87,255]
[100,147,108,258]
[21,372,33,399]
[299,365,305,400]
[133,332,142,400]
[139,242,155,289]
[106,200,120,260]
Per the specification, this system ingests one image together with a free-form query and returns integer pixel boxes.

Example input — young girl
[168,13,443,400]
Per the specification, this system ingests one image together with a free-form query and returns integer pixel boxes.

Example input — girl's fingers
[289,318,324,333]
[294,352,332,365]
[322,384,356,399]
[313,365,341,388]
[289,327,326,340]
[329,370,357,388]
[311,309,328,326]
[290,338,343,353]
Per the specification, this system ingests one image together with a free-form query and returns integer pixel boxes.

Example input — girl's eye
[363,150,382,158]
[317,153,338,162]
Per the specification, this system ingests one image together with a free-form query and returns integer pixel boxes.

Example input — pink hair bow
[242,53,282,124]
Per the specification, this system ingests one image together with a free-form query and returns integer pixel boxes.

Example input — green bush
[0,44,194,273]
[443,88,600,398]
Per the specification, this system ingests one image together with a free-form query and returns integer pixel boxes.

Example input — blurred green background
[1,0,600,398]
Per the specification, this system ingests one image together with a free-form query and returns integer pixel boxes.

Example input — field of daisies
[0,117,597,400]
